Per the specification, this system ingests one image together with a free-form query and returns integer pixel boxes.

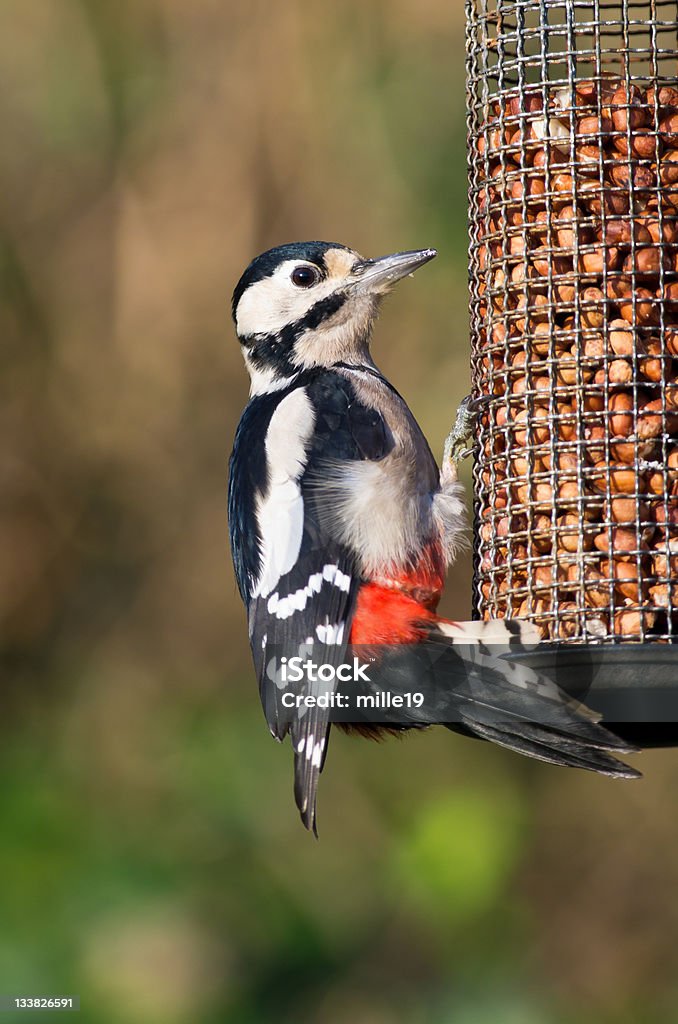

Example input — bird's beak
[350,248,437,294]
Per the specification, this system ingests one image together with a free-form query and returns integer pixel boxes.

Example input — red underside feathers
[349,542,450,646]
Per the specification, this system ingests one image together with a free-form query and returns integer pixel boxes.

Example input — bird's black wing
[228,371,394,831]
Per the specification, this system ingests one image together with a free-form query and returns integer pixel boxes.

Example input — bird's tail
[422,618,641,779]
[347,615,640,780]
[437,616,543,645]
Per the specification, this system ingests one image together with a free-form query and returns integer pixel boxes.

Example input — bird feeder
[467,0,678,647]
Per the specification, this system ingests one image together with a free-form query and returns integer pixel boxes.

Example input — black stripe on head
[245,290,349,375]
[231,241,350,322]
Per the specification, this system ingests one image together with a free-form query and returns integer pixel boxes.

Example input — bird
[227,240,640,833]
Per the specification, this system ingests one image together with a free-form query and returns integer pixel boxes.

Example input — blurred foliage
[1,1,677,1021]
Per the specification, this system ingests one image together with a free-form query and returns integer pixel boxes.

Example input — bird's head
[232,241,436,393]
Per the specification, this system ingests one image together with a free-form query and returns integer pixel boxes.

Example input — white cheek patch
[290,294,378,370]
[236,261,339,338]
[253,389,316,598]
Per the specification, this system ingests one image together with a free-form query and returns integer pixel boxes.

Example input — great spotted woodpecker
[228,241,639,832]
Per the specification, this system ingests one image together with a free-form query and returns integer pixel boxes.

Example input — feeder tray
[502,643,678,745]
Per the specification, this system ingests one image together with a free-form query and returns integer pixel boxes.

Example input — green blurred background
[2,2,677,1021]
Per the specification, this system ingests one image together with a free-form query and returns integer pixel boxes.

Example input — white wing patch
[322,564,351,591]
[266,564,351,620]
[252,389,315,598]
[315,621,345,645]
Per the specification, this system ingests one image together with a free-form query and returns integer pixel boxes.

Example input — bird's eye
[291,265,318,288]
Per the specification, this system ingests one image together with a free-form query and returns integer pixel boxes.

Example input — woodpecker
[228,241,639,832]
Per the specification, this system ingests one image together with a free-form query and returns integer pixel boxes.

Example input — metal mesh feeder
[467,0,678,644]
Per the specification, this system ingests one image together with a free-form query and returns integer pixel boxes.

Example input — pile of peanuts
[472,77,678,641]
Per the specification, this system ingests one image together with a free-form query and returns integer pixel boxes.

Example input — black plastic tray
[504,645,678,747]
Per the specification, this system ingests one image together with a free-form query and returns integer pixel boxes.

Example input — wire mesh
[467,0,678,642]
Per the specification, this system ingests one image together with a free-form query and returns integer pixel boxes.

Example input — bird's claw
[443,394,490,467]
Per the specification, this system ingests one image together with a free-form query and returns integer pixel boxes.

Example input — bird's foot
[443,394,490,467]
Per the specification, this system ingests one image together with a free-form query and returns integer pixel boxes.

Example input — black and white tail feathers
[407,619,640,780]
[285,617,640,833]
